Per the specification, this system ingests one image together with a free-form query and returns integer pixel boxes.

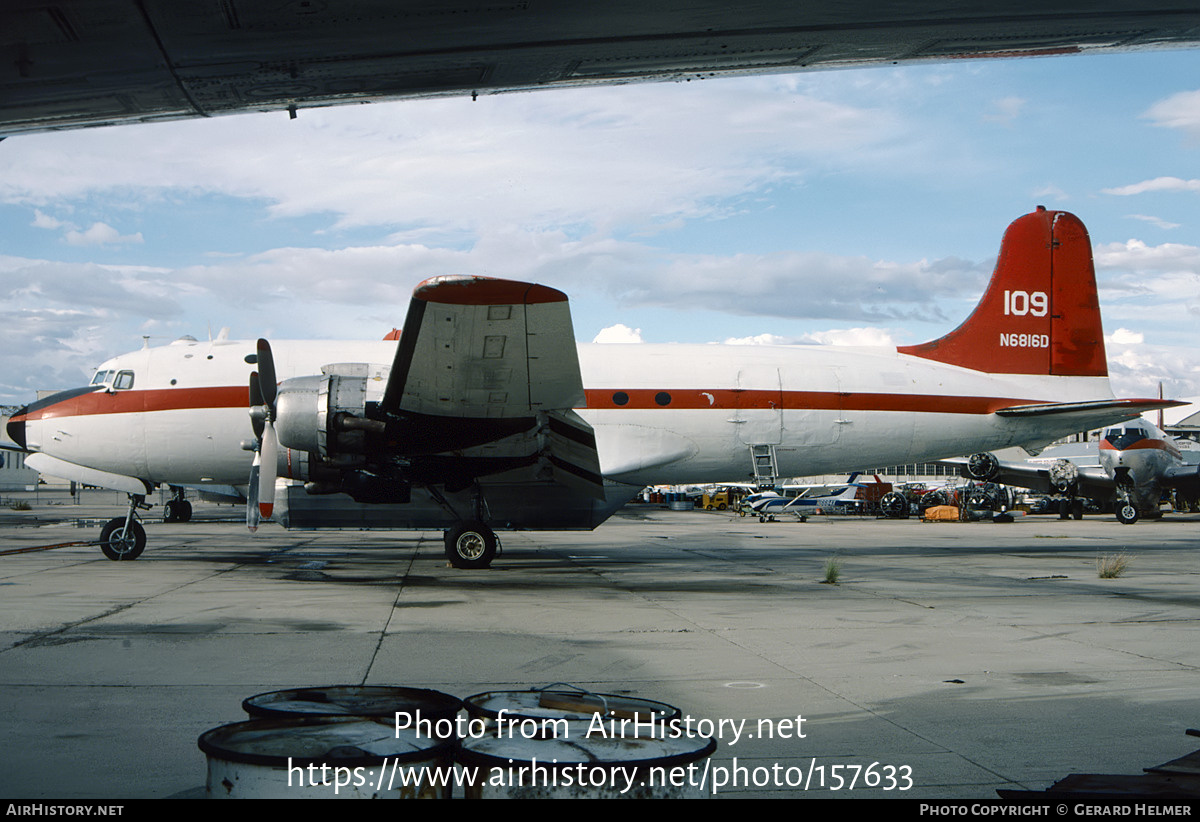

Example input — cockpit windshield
[90,369,134,390]
[1103,424,1149,450]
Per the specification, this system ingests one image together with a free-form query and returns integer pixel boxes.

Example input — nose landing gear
[99,494,151,561]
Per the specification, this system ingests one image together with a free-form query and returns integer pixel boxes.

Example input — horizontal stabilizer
[995,398,1185,418]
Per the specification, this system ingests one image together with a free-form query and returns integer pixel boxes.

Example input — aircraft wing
[382,276,585,419]
[378,275,603,499]
[6,1,1200,136]
[1162,463,1200,491]
[945,452,1113,498]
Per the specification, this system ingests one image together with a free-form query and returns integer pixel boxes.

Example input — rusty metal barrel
[456,728,717,798]
[462,686,681,728]
[198,716,455,799]
[456,686,712,798]
[241,684,461,732]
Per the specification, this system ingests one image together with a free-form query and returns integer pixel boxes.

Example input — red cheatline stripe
[583,389,1037,414]
[17,386,250,421]
[1100,438,1182,458]
[18,384,1051,420]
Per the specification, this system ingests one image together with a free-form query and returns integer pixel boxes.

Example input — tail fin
[897,207,1107,377]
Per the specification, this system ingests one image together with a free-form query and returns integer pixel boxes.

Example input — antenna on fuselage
[142,336,150,350]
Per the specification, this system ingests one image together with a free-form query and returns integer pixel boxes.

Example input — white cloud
[722,333,798,346]
[1143,89,1200,138]
[1102,177,1200,196]
[1106,341,1200,399]
[722,328,897,346]
[1106,328,1144,344]
[31,210,64,230]
[592,324,644,344]
[798,327,899,347]
[1031,184,1069,202]
[64,222,144,246]
[1095,239,1200,279]
[1126,214,1180,230]
[0,79,896,237]
[609,251,986,323]
[983,96,1025,125]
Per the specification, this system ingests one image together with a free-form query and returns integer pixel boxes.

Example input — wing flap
[546,410,605,500]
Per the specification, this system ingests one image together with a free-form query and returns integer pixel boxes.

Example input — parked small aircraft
[7,208,1178,566]
[745,473,891,520]
[957,417,1200,523]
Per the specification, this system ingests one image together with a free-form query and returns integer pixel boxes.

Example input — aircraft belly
[279,481,639,531]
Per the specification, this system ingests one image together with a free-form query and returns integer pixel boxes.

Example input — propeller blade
[247,451,261,533]
[256,338,277,409]
[259,423,277,520]
[248,372,265,440]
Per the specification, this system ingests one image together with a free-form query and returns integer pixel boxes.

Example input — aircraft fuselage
[18,336,1119,494]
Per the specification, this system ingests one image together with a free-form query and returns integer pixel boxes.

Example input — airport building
[1,408,39,492]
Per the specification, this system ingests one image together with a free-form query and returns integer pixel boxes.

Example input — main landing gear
[1057,497,1084,521]
[99,494,151,561]
[163,486,192,523]
[443,520,499,569]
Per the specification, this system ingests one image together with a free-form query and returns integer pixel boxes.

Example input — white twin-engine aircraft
[7,208,1178,568]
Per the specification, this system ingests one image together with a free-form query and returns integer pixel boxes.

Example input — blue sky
[1,49,1197,406]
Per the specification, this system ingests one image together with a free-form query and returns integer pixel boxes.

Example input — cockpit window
[90,370,112,386]
[114,371,135,390]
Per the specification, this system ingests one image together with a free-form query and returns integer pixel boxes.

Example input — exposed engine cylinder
[1049,459,1079,492]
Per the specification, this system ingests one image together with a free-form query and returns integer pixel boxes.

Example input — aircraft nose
[6,407,27,450]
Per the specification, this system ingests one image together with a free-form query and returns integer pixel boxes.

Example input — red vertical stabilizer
[897,207,1107,377]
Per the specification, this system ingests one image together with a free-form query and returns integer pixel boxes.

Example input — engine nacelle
[965,451,1000,481]
[1049,458,1079,493]
[274,363,390,458]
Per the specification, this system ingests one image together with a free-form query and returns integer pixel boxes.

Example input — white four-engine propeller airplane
[956,417,1200,524]
[7,207,1180,568]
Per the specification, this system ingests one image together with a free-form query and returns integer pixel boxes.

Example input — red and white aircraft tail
[899,206,1106,378]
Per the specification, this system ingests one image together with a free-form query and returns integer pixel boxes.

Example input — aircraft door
[779,366,842,449]
[732,366,783,446]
